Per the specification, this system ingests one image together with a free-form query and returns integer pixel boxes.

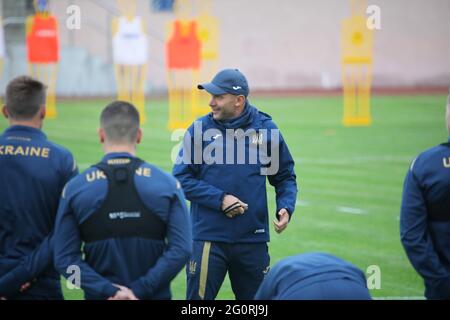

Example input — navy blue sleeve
[53,185,118,299]
[266,124,298,217]
[0,235,52,297]
[62,151,79,182]
[173,128,226,211]
[400,162,449,280]
[129,179,192,299]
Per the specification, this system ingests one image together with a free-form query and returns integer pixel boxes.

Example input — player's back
[59,153,185,299]
[0,125,76,271]
[400,140,450,299]
[254,253,371,300]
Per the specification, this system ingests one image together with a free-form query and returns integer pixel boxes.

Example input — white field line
[297,200,368,215]
[296,200,309,207]
[337,206,367,215]
[296,155,413,166]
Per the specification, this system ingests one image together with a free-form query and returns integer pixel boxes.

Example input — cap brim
[197,83,228,95]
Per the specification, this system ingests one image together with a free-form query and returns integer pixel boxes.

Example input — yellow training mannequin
[341,0,373,126]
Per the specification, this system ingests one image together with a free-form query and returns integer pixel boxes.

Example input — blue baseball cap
[198,69,249,97]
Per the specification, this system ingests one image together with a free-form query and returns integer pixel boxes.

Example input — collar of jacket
[4,125,47,139]
[101,152,135,163]
[208,101,262,130]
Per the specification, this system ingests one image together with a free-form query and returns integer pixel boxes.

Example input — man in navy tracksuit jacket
[254,253,371,300]
[173,69,298,300]
[53,101,191,300]
[400,95,450,300]
[0,76,78,299]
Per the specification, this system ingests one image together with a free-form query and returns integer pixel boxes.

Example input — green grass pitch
[1,94,447,299]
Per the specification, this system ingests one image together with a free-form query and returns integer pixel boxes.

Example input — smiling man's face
[208,93,244,121]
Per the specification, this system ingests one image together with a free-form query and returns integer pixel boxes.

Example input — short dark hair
[5,76,47,120]
[100,101,140,144]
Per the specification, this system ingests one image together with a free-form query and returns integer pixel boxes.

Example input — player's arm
[400,162,450,292]
[266,124,298,224]
[0,153,78,297]
[172,126,227,211]
[129,179,192,299]
[53,187,118,299]
[0,234,54,297]
[62,150,79,182]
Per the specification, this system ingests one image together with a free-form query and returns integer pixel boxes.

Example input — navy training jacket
[0,125,78,298]
[254,252,370,299]
[53,152,192,300]
[400,138,450,299]
[173,102,298,243]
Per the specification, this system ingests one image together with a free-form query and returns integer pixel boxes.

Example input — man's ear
[2,106,9,119]
[136,128,142,144]
[39,105,46,119]
[236,95,246,107]
[98,128,105,143]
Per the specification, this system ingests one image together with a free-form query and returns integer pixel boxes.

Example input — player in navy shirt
[173,69,298,300]
[0,76,78,299]
[400,94,450,299]
[254,253,371,300]
[53,101,191,300]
